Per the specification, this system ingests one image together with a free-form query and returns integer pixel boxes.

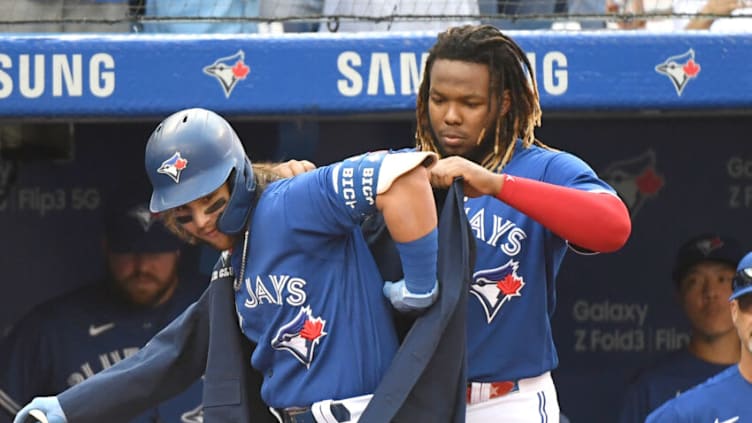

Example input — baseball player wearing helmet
[14,107,442,423]
[618,234,742,423]
[645,251,752,422]
[419,25,632,422]
[0,177,205,423]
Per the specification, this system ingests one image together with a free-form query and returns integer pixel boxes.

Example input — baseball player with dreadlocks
[14,107,443,423]
[424,25,632,421]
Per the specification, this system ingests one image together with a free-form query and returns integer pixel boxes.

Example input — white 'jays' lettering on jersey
[466,208,527,256]
[465,140,618,383]
[233,152,433,409]
[241,274,307,308]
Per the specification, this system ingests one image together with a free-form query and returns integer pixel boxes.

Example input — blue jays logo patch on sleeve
[271,306,328,368]
[471,260,525,323]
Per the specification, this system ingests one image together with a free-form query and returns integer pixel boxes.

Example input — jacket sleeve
[57,286,212,423]
[201,274,275,423]
[360,180,474,423]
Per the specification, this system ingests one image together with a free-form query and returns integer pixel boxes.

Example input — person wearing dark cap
[618,233,744,423]
[646,251,752,422]
[0,180,206,423]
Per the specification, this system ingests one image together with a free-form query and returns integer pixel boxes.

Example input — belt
[466,380,520,404]
[276,403,351,423]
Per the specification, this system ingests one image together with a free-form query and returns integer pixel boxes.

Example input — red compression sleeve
[496,175,631,252]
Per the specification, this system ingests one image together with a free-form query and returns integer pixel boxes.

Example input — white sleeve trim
[376,152,437,195]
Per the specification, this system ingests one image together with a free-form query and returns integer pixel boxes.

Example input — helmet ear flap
[217,157,256,235]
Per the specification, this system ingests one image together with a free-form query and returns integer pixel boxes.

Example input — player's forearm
[378,166,438,294]
[497,175,631,252]
[378,166,437,243]
[58,299,209,423]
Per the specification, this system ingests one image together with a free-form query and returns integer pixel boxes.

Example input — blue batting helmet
[731,252,752,301]
[145,108,256,235]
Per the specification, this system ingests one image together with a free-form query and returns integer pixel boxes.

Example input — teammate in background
[14,107,442,423]
[479,0,558,30]
[0,0,130,32]
[645,250,752,421]
[141,0,260,33]
[618,233,742,423]
[422,24,632,421]
[0,177,205,423]
[612,0,752,30]
[317,0,479,32]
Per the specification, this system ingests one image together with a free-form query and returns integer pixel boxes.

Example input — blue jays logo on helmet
[157,152,189,184]
[271,306,328,368]
[471,260,525,323]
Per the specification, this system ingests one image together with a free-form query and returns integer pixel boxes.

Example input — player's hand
[14,397,67,423]
[272,159,316,178]
[383,279,439,313]
[429,156,503,198]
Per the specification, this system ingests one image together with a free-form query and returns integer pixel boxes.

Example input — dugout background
[0,31,751,422]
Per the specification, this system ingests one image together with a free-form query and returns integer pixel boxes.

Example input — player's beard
[113,270,178,308]
[431,124,496,165]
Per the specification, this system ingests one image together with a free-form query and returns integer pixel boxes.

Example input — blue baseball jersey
[234,151,416,409]
[646,365,752,422]
[0,275,206,423]
[466,140,617,382]
[618,348,733,423]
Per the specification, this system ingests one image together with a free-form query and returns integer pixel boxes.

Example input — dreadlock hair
[161,163,282,244]
[415,24,547,171]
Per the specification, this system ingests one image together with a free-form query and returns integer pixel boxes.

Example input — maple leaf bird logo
[472,260,526,323]
[601,149,665,218]
[127,203,159,232]
[203,50,250,98]
[271,306,327,368]
[696,237,724,256]
[157,152,188,183]
[655,49,701,96]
